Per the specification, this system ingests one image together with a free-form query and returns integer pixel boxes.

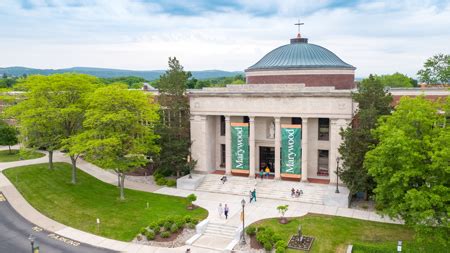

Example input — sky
[0,0,449,78]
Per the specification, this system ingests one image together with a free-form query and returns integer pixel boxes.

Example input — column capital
[302,117,309,123]
[274,117,281,123]
[249,116,255,122]
[225,115,231,121]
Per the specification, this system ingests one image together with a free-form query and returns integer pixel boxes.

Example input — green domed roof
[246,38,355,71]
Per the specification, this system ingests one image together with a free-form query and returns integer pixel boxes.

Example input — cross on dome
[294,19,304,38]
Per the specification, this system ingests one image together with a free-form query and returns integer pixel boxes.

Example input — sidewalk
[0,145,401,253]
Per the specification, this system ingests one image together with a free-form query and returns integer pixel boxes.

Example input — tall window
[243,116,249,123]
[220,116,225,136]
[318,118,330,140]
[291,117,302,125]
[220,144,226,168]
[317,150,329,176]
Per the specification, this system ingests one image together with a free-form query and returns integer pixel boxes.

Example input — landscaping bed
[245,214,444,253]
[0,149,45,162]
[3,162,208,241]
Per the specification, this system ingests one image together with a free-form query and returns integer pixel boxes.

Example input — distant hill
[0,67,243,81]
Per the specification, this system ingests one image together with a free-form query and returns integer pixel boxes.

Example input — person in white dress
[218,203,223,218]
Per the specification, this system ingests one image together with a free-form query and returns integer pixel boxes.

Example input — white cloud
[0,0,449,78]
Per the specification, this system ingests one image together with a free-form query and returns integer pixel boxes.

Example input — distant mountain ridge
[0,66,243,80]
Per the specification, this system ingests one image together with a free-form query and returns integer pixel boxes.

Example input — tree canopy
[75,84,159,199]
[417,54,450,84]
[0,120,18,153]
[372,72,417,87]
[338,75,392,197]
[365,96,449,244]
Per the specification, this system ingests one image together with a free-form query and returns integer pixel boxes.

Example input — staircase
[195,174,327,205]
[203,222,237,239]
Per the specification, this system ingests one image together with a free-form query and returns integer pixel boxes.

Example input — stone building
[189,34,356,184]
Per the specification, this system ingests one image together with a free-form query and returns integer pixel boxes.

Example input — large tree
[76,85,159,200]
[156,57,191,177]
[338,75,392,197]
[0,120,18,153]
[417,53,449,84]
[6,74,99,172]
[373,72,416,87]
[365,96,449,245]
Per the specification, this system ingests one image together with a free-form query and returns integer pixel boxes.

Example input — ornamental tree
[365,96,449,245]
[338,75,392,198]
[0,120,18,153]
[76,85,159,200]
[6,74,100,173]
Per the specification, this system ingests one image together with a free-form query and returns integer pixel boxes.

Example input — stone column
[249,116,256,178]
[301,118,309,182]
[329,119,349,183]
[225,116,232,175]
[274,117,281,179]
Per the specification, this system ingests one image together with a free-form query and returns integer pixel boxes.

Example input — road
[0,193,115,253]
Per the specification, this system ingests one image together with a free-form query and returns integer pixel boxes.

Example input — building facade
[189,34,357,184]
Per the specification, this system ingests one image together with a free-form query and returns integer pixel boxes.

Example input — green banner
[281,126,302,174]
[231,124,249,170]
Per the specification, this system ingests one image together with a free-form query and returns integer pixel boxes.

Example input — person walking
[259,169,264,181]
[224,204,229,219]
[252,188,257,202]
[218,203,223,218]
[249,190,253,203]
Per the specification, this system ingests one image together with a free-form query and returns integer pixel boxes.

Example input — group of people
[291,188,303,198]
[255,166,271,180]
[217,203,230,219]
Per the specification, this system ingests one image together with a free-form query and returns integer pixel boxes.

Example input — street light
[335,157,340,193]
[240,199,246,245]
[28,234,35,253]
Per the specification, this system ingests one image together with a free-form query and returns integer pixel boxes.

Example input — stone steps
[195,174,328,205]
[203,223,237,239]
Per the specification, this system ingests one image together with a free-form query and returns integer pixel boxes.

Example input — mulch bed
[249,235,263,249]
[153,229,184,242]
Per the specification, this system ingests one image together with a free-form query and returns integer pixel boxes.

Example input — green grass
[253,214,445,253]
[3,162,208,241]
[0,149,45,162]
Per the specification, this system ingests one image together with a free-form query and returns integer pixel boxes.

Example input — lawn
[253,214,444,253]
[3,162,208,241]
[0,149,45,162]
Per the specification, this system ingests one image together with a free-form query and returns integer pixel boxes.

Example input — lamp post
[240,199,246,245]
[28,234,35,253]
[335,157,340,193]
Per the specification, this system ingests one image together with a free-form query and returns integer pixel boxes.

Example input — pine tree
[156,57,191,177]
[338,75,392,198]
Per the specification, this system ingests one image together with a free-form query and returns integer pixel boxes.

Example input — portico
[189,84,353,184]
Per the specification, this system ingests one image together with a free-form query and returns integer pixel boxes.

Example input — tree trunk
[364,191,368,201]
[117,171,121,187]
[8,145,11,154]
[119,172,125,200]
[70,155,77,184]
[48,150,54,169]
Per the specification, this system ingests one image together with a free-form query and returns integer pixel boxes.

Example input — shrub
[174,217,185,228]
[157,219,166,227]
[275,240,287,249]
[246,226,256,236]
[163,221,172,231]
[160,231,171,238]
[264,242,272,251]
[275,246,286,253]
[184,215,192,223]
[156,177,168,186]
[139,227,147,235]
[191,218,199,225]
[145,230,155,240]
[186,222,196,229]
[170,223,179,233]
[148,222,160,233]
[257,226,266,233]
[166,179,176,187]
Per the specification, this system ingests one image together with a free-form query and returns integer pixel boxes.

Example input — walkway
[0,145,401,253]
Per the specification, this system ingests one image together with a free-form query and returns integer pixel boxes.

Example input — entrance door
[259,146,275,173]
